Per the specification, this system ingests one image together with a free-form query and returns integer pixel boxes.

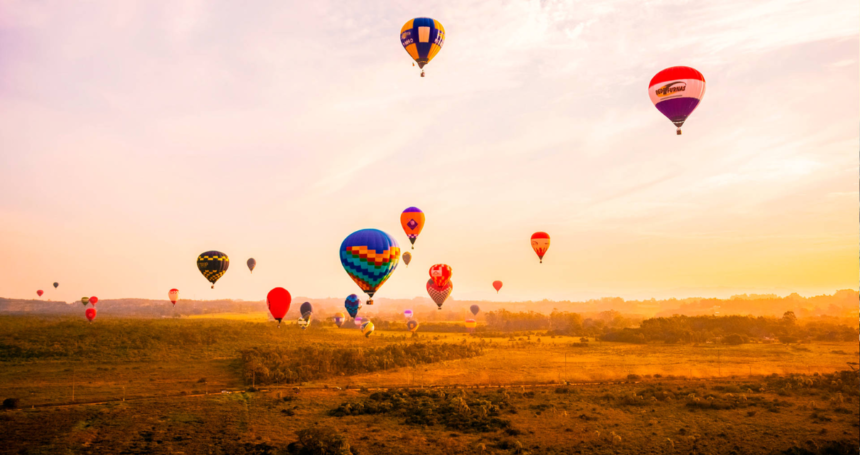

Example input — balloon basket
[676,128,682,135]
[366,299,374,306]
[420,71,425,77]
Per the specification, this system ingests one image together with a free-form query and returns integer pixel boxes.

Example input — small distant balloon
[85,307,97,322]
[426,279,452,310]
[247,258,256,273]
[407,320,419,333]
[89,296,98,306]
[530,232,550,263]
[404,309,413,319]
[36,290,44,297]
[345,294,361,319]
[470,305,480,316]
[400,207,425,249]
[267,287,292,326]
[168,289,179,306]
[361,321,375,337]
[300,302,313,329]
[402,251,412,267]
[334,312,346,328]
[492,281,503,293]
[400,19,445,77]
[429,264,452,288]
[53,282,59,289]
[465,318,477,333]
[81,297,89,306]
[649,66,706,135]
[197,251,230,288]
[354,316,363,328]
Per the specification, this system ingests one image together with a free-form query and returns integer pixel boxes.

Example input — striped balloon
[649,66,706,135]
[339,229,400,305]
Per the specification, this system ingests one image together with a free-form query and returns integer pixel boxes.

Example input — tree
[781,311,797,325]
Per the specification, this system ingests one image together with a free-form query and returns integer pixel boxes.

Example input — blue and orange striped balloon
[400,18,445,76]
[340,229,400,305]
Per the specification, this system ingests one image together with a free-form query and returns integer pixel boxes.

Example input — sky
[0,0,857,304]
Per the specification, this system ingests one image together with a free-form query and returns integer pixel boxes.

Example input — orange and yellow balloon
[531,232,550,263]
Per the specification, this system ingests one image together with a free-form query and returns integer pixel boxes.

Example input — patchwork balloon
[649,66,706,135]
[426,279,453,310]
[344,294,361,319]
[339,229,400,305]
[197,251,229,288]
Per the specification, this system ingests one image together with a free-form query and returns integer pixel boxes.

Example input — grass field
[1,316,857,454]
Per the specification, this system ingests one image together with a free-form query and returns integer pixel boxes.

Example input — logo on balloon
[656,81,687,98]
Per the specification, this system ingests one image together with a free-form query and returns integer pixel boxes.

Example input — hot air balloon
[361,321,375,337]
[354,316,363,328]
[36,290,44,297]
[429,264,452,287]
[404,309,413,319]
[402,251,412,267]
[267,287,291,326]
[426,279,452,310]
[247,258,256,273]
[81,297,89,306]
[470,305,480,316]
[400,19,445,77]
[407,320,419,333]
[339,229,400,306]
[465,319,477,334]
[334,312,346,328]
[300,302,313,330]
[53,282,59,289]
[89,296,98,306]
[492,281,503,293]
[344,294,361,319]
[168,289,179,306]
[530,232,550,263]
[197,251,229,288]
[85,307,97,322]
[400,207,425,248]
[649,66,706,135]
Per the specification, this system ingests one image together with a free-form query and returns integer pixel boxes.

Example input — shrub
[723,334,746,345]
[289,426,353,455]
[2,398,19,409]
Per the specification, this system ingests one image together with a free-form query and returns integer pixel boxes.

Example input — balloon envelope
[168,289,179,305]
[404,309,413,319]
[400,19,445,70]
[400,207,425,248]
[344,294,361,318]
[197,251,230,288]
[53,282,59,289]
[267,287,292,323]
[426,279,453,310]
[492,280,503,292]
[470,305,480,316]
[361,321,375,337]
[334,312,346,328]
[354,316,363,328]
[36,290,43,297]
[247,258,256,273]
[530,232,550,263]
[402,251,412,267]
[339,229,400,305]
[89,296,98,306]
[300,301,313,321]
[649,66,706,134]
[85,308,97,322]
[407,320,419,332]
[81,297,89,306]
[429,264,452,287]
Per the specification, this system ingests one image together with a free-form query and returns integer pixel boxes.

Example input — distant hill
[2,289,856,321]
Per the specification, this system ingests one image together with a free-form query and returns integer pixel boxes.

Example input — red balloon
[85,308,97,322]
[89,296,99,306]
[492,281,503,293]
[267,287,291,325]
[36,290,44,297]
[429,264,452,288]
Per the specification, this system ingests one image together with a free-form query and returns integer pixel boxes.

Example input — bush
[2,398,19,409]
[723,334,747,345]
[289,426,353,455]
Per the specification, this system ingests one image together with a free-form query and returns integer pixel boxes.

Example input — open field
[1,316,857,454]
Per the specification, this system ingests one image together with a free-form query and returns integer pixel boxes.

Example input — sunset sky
[1,0,857,304]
